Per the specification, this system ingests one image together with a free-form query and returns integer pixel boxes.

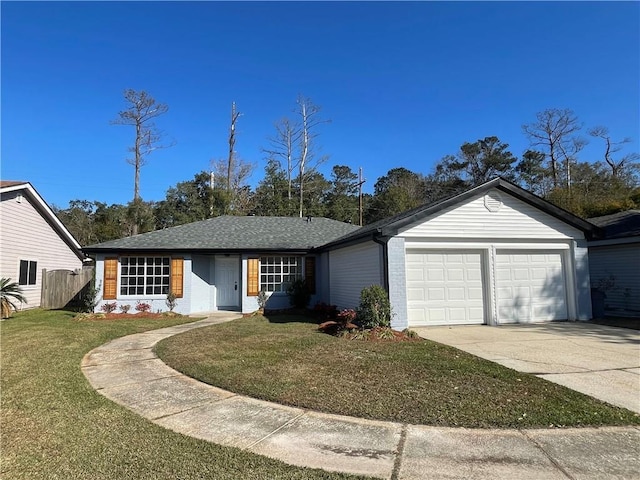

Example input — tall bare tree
[112,89,172,203]
[588,126,639,178]
[227,102,241,192]
[296,95,330,218]
[263,117,300,202]
[522,108,585,189]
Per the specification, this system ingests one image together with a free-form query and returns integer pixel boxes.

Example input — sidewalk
[81,314,640,479]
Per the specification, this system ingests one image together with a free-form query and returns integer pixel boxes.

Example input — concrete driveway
[413,322,640,413]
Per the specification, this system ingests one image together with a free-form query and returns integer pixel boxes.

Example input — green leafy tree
[325,165,359,223]
[252,159,296,216]
[54,200,97,246]
[155,171,220,228]
[433,136,518,187]
[365,168,427,223]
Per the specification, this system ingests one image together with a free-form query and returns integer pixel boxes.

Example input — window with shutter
[247,258,259,296]
[103,258,118,300]
[170,258,184,298]
[305,256,316,294]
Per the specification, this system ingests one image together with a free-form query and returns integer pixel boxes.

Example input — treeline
[55,107,639,246]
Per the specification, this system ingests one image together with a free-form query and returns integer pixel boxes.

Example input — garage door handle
[235,283,238,291]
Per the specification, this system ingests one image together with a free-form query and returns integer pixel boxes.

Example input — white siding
[329,241,382,310]
[0,190,82,308]
[589,243,640,315]
[400,189,584,240]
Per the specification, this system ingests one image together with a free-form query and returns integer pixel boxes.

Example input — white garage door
[406,250,485,326]
[495,250,567,323]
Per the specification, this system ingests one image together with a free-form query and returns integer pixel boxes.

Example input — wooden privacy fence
[41,267,94,309]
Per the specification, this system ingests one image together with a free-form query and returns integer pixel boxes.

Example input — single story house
[0,181,85,308]
[84,178,600,328]
[587,210,640,317]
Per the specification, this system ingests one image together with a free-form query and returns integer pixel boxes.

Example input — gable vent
[484,191,502,212]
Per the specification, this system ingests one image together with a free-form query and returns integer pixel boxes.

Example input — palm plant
[1,278,27,319]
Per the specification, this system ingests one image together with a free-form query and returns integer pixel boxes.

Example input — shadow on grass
[264,311,321,325]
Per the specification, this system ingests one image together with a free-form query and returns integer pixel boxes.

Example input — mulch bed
[75,312,184,321]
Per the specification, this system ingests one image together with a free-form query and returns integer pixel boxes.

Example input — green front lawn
[156,315,640,429]
[1,310,367,480]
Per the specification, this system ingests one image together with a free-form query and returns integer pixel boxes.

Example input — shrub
[77,280,100,313]
[165,291,178,312]
[402,328,420,339]
[100,302,117,314]
[1,278,27,319]
[336,308,357,325]
[287,279,311,309]
[118,304,131,314]
[257,290,268,309]
[135,301,152,313]
[357,284,392,329]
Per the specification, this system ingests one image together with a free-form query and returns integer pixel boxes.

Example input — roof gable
[1,181,83,259]
[322,178,601,249]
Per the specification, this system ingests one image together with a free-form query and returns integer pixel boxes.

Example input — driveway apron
[414,322,640,413]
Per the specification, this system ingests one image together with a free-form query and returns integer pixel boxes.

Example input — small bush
[77,281,100,313]
[257,290,268,309]
[287,279,311,309]
[402,328,419,339]
[100,302,117,314]
[135,301,152,313]
[165,291,178,312]
[336,308,357,325]
[357,284,392,329]
[118,304,131,314]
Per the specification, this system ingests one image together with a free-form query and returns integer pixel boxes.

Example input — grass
[1,309,368,480]
[156,314,640,429]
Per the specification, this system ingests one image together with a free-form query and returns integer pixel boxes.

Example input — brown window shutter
[305,256,316,294]
[171,258,184,298]
[247,258,259,296]
[103,258,118,300]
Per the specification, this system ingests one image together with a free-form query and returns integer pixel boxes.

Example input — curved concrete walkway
[81,314,640,479]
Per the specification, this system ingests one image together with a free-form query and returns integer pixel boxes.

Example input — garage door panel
[406,250,485,326]
[427,268,445,281]
[496,250,567,323]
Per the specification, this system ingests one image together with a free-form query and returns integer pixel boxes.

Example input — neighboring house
[84,178,600,328]
[0,181,85,308]
[587,210,640,317]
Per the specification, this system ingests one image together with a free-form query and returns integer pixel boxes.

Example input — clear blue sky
[2,1,638,208]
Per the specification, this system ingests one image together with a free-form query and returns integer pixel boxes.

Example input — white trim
[404,240,571,250]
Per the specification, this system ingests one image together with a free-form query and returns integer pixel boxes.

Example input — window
[259,256,302,292]
[120,256,170,296]
[19,260,37,285]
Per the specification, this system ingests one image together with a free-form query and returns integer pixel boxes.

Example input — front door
[215,256,240,309]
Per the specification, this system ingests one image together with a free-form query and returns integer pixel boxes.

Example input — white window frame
[18,259,37,286]
[119,256,171,297]
[259,256,303,293]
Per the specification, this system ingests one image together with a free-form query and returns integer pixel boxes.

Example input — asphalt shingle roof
[588,210,640,239]
[83,215,361,252]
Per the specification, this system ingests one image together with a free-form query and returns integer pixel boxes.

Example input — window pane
[19,260,28,285]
